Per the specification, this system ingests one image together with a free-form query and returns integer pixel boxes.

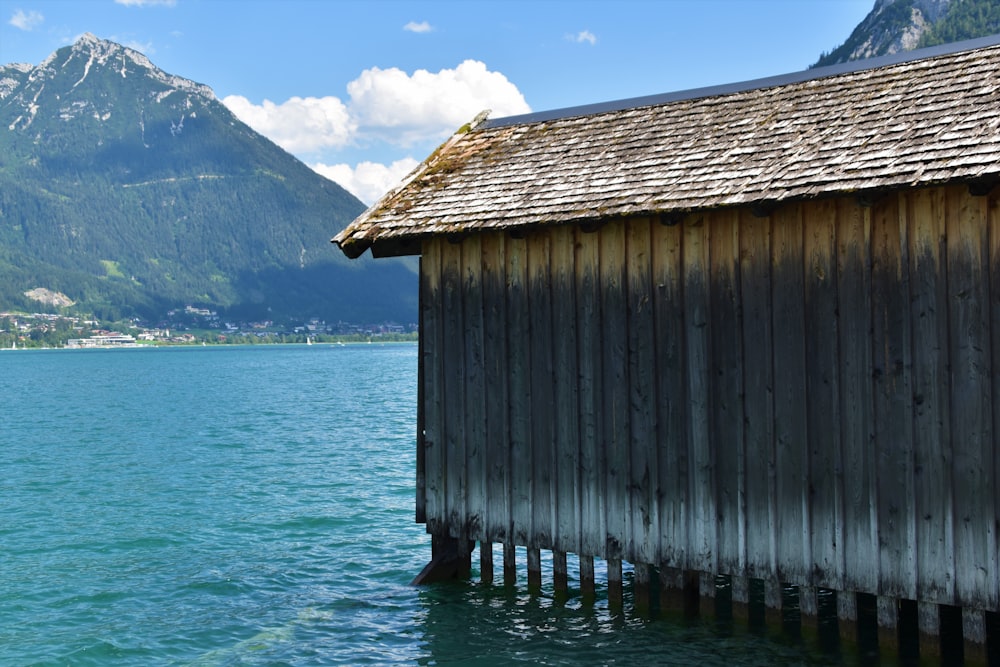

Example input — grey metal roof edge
[482,33,1000,129]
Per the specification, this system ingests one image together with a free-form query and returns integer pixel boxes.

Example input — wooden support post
[580,555,596,602]
[838,590,858,644]
[764,578,783,628]
[411,534,473,585]
[877,596,899,655]
[917,601,940,661]
[634,562,651,613]
[527,547,542,591]
[731,574,749,621]
[800,585,819,633]
[480,541,493,584]
[552,550,568,595]
[608,558,623,610]
[659,566,685,612]
[962,608,988,666]
[698,571,716,618]
[503,542,517,586]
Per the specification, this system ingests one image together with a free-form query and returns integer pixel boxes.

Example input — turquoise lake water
[2,344,883,665]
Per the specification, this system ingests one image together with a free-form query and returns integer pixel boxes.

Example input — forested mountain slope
[0,34,416,324]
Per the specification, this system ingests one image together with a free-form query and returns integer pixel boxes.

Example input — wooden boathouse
[334,36,1000,661]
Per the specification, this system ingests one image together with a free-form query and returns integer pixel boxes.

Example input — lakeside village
[0,306,417,350]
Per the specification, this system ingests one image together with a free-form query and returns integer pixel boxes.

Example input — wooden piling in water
[472,543,1000,664]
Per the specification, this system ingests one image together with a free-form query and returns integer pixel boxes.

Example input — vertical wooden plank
[682,215,715,573]
[770,203,810,585]
[871,193,917,601]
[506,234,532,546]
[576,227,605,559]
[441,240,466,539]
[739,211,776,580]
[709,209,744,576]
[990,189,1000,614]
[600,222,629,563]
[461,235,487,543]
[802,199,841,590]
[550,225,580,556]
[481,232,511,545]
[626,218,658,566]
[652,219,687,570]
[837,201,878,595]
[420,238,446,536]
[946,185,995,610]
[528,231,554,550]
[416,256,427,525]
[906,188,954,605]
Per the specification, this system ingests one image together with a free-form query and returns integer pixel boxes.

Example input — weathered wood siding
[417,183,1000,612]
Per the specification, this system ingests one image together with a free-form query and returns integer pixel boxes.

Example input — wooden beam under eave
[371,238,423,258]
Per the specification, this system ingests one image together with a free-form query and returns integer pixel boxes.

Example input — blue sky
[1,0,875,203]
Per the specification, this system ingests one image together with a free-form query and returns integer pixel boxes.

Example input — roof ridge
[483,33,1000,129]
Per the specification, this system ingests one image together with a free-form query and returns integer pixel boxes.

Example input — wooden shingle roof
[334,35,1000,259]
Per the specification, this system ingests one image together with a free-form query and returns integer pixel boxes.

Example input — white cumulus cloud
[9,9,43,31]
[570,30,597,45]
[225,60,529,154]
[222,94,356,154]
[312,158,421,206]
[224,60,529,204]
[347,59,530,146]
[403,21,432,33]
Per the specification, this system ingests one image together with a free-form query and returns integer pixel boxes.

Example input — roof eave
[332,110,492,259]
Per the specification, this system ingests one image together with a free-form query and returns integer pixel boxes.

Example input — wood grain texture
[413,184,999,615]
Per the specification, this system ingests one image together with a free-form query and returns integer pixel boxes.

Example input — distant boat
[307,338,313,346]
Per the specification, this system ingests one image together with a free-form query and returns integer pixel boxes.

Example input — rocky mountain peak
[812,0,987,67]
[2,33,217,132]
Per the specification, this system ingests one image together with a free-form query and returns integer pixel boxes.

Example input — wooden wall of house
[416,182,1000,614]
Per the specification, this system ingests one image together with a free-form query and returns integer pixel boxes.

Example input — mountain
[0,34,416,325]
[813,0,1000,67]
